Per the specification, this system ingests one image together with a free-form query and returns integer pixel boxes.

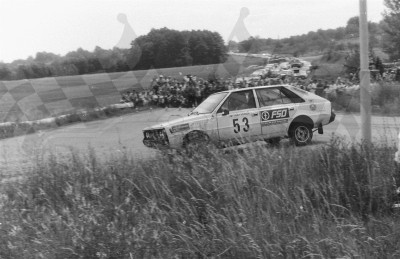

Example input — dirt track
[0,108,399,176]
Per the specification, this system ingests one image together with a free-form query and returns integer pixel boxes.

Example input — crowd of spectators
[119,74,355,108]
[121,75,233,108]
[120,68,399,108]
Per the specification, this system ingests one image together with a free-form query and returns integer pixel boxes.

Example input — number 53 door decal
[233,117,249,133]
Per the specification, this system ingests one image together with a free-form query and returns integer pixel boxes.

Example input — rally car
[143,85,335,149]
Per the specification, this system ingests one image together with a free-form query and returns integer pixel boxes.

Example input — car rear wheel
[290,123,313,146]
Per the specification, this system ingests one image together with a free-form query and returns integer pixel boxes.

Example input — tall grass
[1,139,399,258]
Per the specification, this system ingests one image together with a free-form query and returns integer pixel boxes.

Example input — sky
[0,0,387,63]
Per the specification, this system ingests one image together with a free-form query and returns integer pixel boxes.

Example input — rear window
[255,87,304,107]
[280,87,305,103]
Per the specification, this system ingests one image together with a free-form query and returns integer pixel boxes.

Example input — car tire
[290,123,313,146]
[183,131,210,149]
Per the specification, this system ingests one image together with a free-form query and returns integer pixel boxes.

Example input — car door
[216,89,261,144]
[255,87,300,138]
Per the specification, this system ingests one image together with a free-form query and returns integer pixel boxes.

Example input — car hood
[143,113,211,131]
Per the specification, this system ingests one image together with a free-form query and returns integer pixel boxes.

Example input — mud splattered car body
[143,85,335,149]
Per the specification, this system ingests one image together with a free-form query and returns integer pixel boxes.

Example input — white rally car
[143,85,336,149]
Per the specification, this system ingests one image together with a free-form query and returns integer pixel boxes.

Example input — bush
[332,82,400,115]
[1,139,399,258]
[0,105,153,141]
[374,82,400,114]
[0,123,36,139]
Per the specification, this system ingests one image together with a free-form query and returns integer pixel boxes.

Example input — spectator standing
[195,85,202,106]
[185,85,196,107]
[128,91,135,108]
[315,80,325,97]
[306,80,316,93]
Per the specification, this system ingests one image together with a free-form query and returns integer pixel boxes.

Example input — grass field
[1,139,399,258]
[0,55,265,123]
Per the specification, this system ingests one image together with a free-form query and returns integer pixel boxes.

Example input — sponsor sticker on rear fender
[261,108,289,126]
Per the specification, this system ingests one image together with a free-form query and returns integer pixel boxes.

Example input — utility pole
[359,0,371,144]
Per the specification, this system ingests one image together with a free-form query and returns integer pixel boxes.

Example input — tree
[16,64,35,79]
[0,63,12,80]
[189,32,210,65]
[346,16,360,36]
[344,49,360,75]
[128,28,226,69]
[382,0,400,60]
[227,40,239,52]
[238,36,263,53]
[35,52,59,64]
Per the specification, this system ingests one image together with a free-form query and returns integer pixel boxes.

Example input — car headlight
[144,129,168,140]
[159,129,165,137]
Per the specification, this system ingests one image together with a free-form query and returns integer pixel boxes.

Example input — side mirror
[222,108,229,116]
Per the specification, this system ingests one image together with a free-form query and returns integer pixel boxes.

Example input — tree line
[0,47,132,81]
[2,1,400,82]
[231,1,400,62]
[0,28,227,81]
[229,16,383,57]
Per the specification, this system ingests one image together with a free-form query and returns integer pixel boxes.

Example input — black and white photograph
[1,0,400,258]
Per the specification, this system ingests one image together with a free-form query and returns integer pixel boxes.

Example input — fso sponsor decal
[262,119,289,126]
[261,108,289,121]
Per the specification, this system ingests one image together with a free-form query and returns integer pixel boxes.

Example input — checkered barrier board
[0,71,147,122]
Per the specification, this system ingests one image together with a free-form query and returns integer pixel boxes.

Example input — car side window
[219,90,256,112]
[256,88,293,107]
[280,87,305,103]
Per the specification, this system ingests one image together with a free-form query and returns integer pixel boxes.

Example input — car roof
[219,84,290,94]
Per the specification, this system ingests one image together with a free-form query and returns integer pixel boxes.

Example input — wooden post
[359,0,371,144]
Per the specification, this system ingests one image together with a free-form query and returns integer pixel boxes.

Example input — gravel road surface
[1,108,399,176]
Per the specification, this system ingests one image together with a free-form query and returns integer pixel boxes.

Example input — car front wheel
[290,123,313,146]
[183,131,210,149]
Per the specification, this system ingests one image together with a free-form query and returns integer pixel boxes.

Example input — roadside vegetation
[1,138,399,258]
[0,105,153,140]
[329,81,400,114]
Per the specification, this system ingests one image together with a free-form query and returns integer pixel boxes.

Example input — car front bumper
[143,139,169,149]
[329,111,336,123]
[143,128,170,149]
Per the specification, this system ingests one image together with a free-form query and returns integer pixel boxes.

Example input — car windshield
[191,92,228,114]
